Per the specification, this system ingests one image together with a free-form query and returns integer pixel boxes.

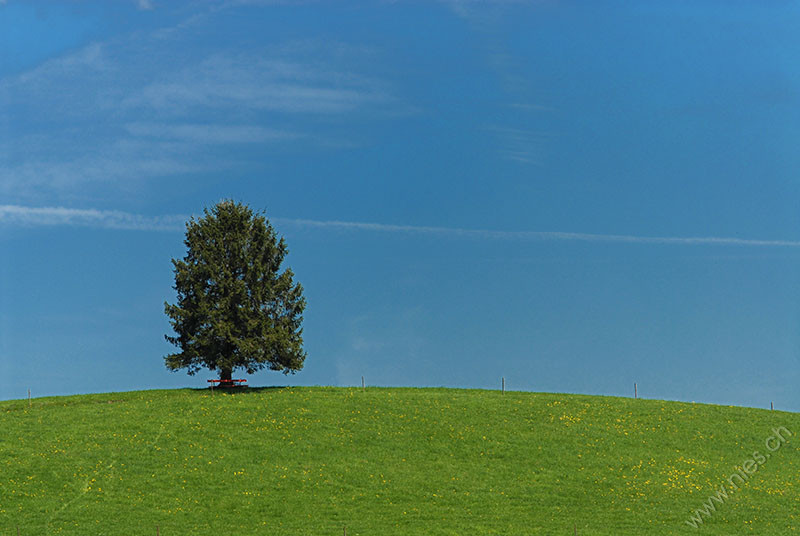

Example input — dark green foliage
[164,200,306,379]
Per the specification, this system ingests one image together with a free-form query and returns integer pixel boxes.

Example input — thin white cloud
[276,218,800,247]
[0,139,210,196]
[0,29,398,198]
[4,205,800,248]
[125,123,302,144]
[0,205,185,232]
[442,0,550,21]
[509,102,555,113]
[3,44,110,113]
[124,55,388,115]
[487,126,548,165]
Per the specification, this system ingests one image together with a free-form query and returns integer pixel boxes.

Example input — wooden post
[771,401,774,411]
[343,526,347,536]
[361,376,365,392]
[28,388,31,407]
[156,525,160,536]
[574,523,577,535]
[502,377,505,394]
[634,383,637,400]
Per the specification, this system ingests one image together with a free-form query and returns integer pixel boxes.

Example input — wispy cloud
[277,218,800,247]
[509,102,555,113]
[442,0,555,165]
[123,54,388,115]
[0,205,185,232]
[2,43,110,119]
[124,123,302,144]
[4,205,800,249]
[0,14,399,199]
[487,126,549,165]
[442,0,551,22]
[0,138,211,197]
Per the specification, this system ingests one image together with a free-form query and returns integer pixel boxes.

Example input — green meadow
[1,387,798,535]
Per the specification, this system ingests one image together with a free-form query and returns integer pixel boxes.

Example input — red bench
[207,379,247,387]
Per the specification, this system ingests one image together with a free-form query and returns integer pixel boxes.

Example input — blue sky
[2,0,800,411]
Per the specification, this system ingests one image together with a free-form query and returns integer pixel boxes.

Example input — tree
[164,200,306,381]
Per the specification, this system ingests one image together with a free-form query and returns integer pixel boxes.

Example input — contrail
[0,205,185,232]
[275,217,800,248]
[3,204,800,248]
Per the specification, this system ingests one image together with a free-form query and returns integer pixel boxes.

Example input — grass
[1,386,798,535]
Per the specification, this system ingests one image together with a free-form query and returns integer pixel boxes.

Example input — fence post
[361,376,365,392]
[502,377,505,394]
[634,383,637,400]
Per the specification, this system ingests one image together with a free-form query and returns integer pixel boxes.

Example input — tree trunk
[220,368,232,382]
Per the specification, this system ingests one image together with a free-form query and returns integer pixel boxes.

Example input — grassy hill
[1,387,798,535]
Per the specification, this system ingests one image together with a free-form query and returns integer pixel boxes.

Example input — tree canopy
[164,200,306,380]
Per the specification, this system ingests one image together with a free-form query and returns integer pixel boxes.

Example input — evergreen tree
[164,200,306,381]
